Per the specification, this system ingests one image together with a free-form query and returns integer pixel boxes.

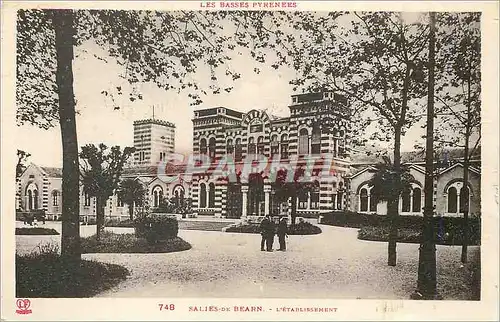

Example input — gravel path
[16,221,478,299]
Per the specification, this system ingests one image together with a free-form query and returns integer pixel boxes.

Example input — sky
[16,12,434,168]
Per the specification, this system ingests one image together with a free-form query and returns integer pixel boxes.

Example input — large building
[16,92,481,221]
[191,91,352,218]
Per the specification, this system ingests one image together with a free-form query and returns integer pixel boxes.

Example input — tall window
[298,129,309,155]
[257,136,265,155]
[199,183,207,208]
[117,197,124,207]
[208,183,216,208]
[280,134,289,159]
[84,192,91,207]
[200,138,207,155]
[298,190,308,209]
[310,181,320,209]
[460,187,470,213]
[360,188,368,212]
[153,186,163,208]
[209,137,216,159]
[247,137,256,155]
[336,192,343,210]
[235,138,243,162]
[447,187,458,213]
[226,139,234,155]
[369,191,378,212]
[311,126,321,154]
[270,134,279,156]
[26,183,38,210]
[52,191,59,207]
[412,188,422,212]
[402,190,411,212]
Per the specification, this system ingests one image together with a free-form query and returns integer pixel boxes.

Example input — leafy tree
[79,143,134,240]
[434,13,481,263]
[369,163,415,204]
[116,179,146,221]
[283,12,430,266]
[16,9,298,260]
[16,149,31,178]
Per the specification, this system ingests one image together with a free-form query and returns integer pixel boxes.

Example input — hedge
[321,211,481,245]
[134,215,179,244]
[225,221,322,235]
[16,227,60,235]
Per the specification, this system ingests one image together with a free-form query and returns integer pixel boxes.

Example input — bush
[16,227,59,235]
[225,221,322,235]
[134,214,179,244]
[81,231,191,253]
[105,219,135,228]
[358,225,480,245]
[288,221,322,235]
[16,244,129,297]
[321,211,481,245]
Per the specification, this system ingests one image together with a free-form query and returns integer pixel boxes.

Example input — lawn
[81,231,192,253]
[16,245,129,298]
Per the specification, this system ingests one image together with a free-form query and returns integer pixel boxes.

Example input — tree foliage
[16,149,31,178]
[369,163,415,202]
[116,178,146,221]
[79,143,134,239]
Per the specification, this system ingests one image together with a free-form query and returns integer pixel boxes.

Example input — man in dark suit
[277,216,288,251]
[266,216,276,252]
[259,216,270,251]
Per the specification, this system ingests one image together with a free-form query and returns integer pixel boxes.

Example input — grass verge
[16,227,60,235]
[81,231,192,253]
[16,245,129,297]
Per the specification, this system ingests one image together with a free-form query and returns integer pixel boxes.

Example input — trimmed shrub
[105,219,134,228]
[16,227,59,235]
[16,244,129,297]
[225,221,322,235]
[321,211,480,245]
[134,214,179,244]
[81,231,191,253]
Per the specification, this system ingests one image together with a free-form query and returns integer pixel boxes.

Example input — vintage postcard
[1,0,498,321]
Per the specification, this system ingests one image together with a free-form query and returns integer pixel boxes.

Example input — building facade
[191,91,352,219]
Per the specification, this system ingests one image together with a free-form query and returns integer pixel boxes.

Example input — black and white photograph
[1,1,498,321]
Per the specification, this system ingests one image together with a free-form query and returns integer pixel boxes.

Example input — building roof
[40,167,63,178]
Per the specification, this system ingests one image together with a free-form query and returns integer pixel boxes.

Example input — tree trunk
[53,9,80,262]
[461,68,472,263]
[96,196,106,241]
[387,125,402,266]
[129,203,135,221]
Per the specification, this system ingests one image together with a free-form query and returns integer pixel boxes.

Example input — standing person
[277,216,288,251]
[266,215,276,252]
[259,215,270,251]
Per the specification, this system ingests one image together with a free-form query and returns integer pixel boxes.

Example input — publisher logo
[16,299,32,315]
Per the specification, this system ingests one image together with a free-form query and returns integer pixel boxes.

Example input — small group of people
[259,215,288,252]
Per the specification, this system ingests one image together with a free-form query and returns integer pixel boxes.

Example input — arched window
[257,136,265,155]
[447,187,458,213]
[270,134,279,156]
[208,137,216,159]
[199,183,207,208]
[369,190,378,212]
[226,139,234,155]
[298,190,308,209]
[460,187,470,213]
[298,128,309,155]
[247,137,256,155]
[310,181,320,209]
[337,191,343,210]
[52,191,59,207]
[235,138,243,162]
[208,183,216,208]
[280,134,289,159]
[412,188,422,212]
[402,190,411,212]
[153,186,163,208]
[200,138,207,155]
[359,188,368,212]
[311,125,321,154]
[26,183,38,210]
[117,196,124,207]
